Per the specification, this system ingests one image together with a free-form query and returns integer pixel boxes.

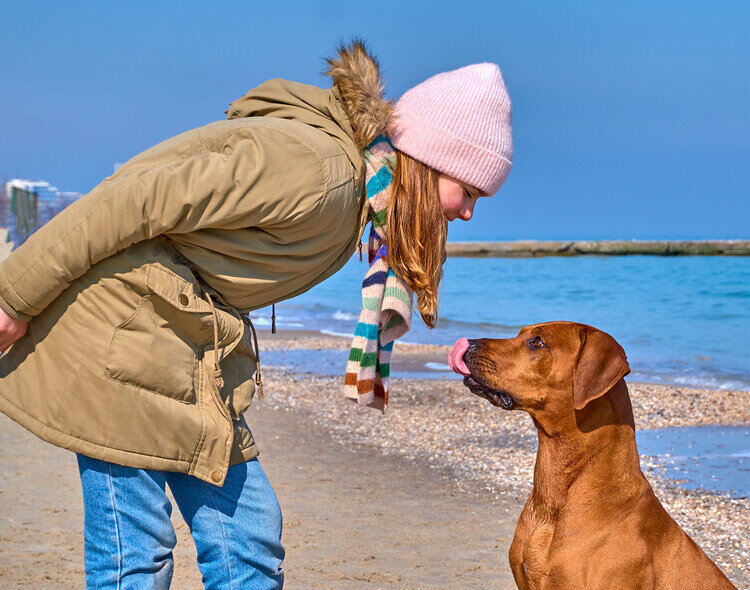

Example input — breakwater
[445,240,750,257]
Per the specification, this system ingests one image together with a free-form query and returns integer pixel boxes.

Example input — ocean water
[250,254,750,391]
[636,426,749,497]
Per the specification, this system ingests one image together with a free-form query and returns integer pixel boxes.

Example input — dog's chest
[514,513,581,589]
[515,515,555,581]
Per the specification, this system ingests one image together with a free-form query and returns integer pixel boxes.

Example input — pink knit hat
[387,62,513,195]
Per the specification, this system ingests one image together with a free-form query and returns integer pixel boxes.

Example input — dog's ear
[572,327,630,411]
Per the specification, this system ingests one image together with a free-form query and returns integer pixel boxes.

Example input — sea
[252,254,750,391]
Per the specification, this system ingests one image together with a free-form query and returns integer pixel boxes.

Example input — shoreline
[256,327,750,400]
[1,361,746,589]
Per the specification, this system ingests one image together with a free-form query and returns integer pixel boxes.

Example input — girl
[0,39,512,589]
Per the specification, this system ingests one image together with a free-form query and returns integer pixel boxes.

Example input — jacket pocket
[105,260,257,410]
[105,293,199,404]
[105,262,217,404]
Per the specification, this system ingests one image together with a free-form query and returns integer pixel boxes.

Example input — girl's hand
[0,308,28,352]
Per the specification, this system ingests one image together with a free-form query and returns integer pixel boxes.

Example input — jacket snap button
[211,470,222,483]
[178,293,190,306]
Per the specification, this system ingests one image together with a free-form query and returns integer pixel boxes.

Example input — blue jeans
[77,454,285,590]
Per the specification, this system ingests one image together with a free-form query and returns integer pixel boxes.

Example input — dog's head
[449,321,630,424]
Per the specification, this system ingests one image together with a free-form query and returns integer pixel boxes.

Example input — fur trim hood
[323,38,394,149]
[225,39,393,152]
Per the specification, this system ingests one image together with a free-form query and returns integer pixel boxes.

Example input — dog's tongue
[448,337,471,376]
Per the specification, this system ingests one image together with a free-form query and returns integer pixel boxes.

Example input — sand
[0,404,521,589]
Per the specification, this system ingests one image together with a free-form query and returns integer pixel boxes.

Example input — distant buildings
[2,179,81,248]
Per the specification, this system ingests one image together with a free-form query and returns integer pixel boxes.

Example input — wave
[249,316,271,326]
[289,302,523,334]
[434,315,523,333]
[671,374,749,391]
[246,315,304,329]
[332,310,358,321]
[319,329,354,339]
[629,371,749,392]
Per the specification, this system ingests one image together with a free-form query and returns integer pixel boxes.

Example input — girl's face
[438,173,489,222]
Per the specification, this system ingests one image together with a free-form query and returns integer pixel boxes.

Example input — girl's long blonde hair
[384,149,448,329]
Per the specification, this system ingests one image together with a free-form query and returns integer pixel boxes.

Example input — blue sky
[1,1,748,240]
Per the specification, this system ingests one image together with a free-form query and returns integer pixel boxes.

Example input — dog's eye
[531,336,545,348]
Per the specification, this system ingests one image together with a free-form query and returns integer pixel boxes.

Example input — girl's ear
[572,327,630,411]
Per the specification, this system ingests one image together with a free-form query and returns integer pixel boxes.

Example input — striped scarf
[344,135,414,412]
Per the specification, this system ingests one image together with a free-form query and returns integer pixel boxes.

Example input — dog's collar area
[463,374,515,410]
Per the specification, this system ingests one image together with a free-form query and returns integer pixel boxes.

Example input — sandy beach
[0,402,522,589]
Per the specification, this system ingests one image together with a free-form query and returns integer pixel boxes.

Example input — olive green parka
[0,42,394,485]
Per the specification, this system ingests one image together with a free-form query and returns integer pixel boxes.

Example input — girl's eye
[464,188,474,199]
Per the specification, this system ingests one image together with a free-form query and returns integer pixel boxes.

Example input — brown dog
[448,321,736,590]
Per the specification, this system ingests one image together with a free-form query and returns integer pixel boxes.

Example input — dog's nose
[448,337,472,376]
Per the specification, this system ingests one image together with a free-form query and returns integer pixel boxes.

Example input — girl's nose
[459,202,475,221]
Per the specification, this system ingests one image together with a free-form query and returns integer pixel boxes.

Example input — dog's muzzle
[450,338,515,410]
[463,374,515,410]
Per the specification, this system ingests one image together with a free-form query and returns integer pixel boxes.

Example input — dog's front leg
[509,536,529,589]
[509,501,535,589]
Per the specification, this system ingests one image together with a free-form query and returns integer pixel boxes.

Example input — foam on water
[424,362,451,371]
[319,329,353,339]
[332,310,358,321]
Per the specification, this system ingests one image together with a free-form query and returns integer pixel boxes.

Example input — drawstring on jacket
[204,292,224,390]
[242,313,264,399]
[203,291,264,400]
